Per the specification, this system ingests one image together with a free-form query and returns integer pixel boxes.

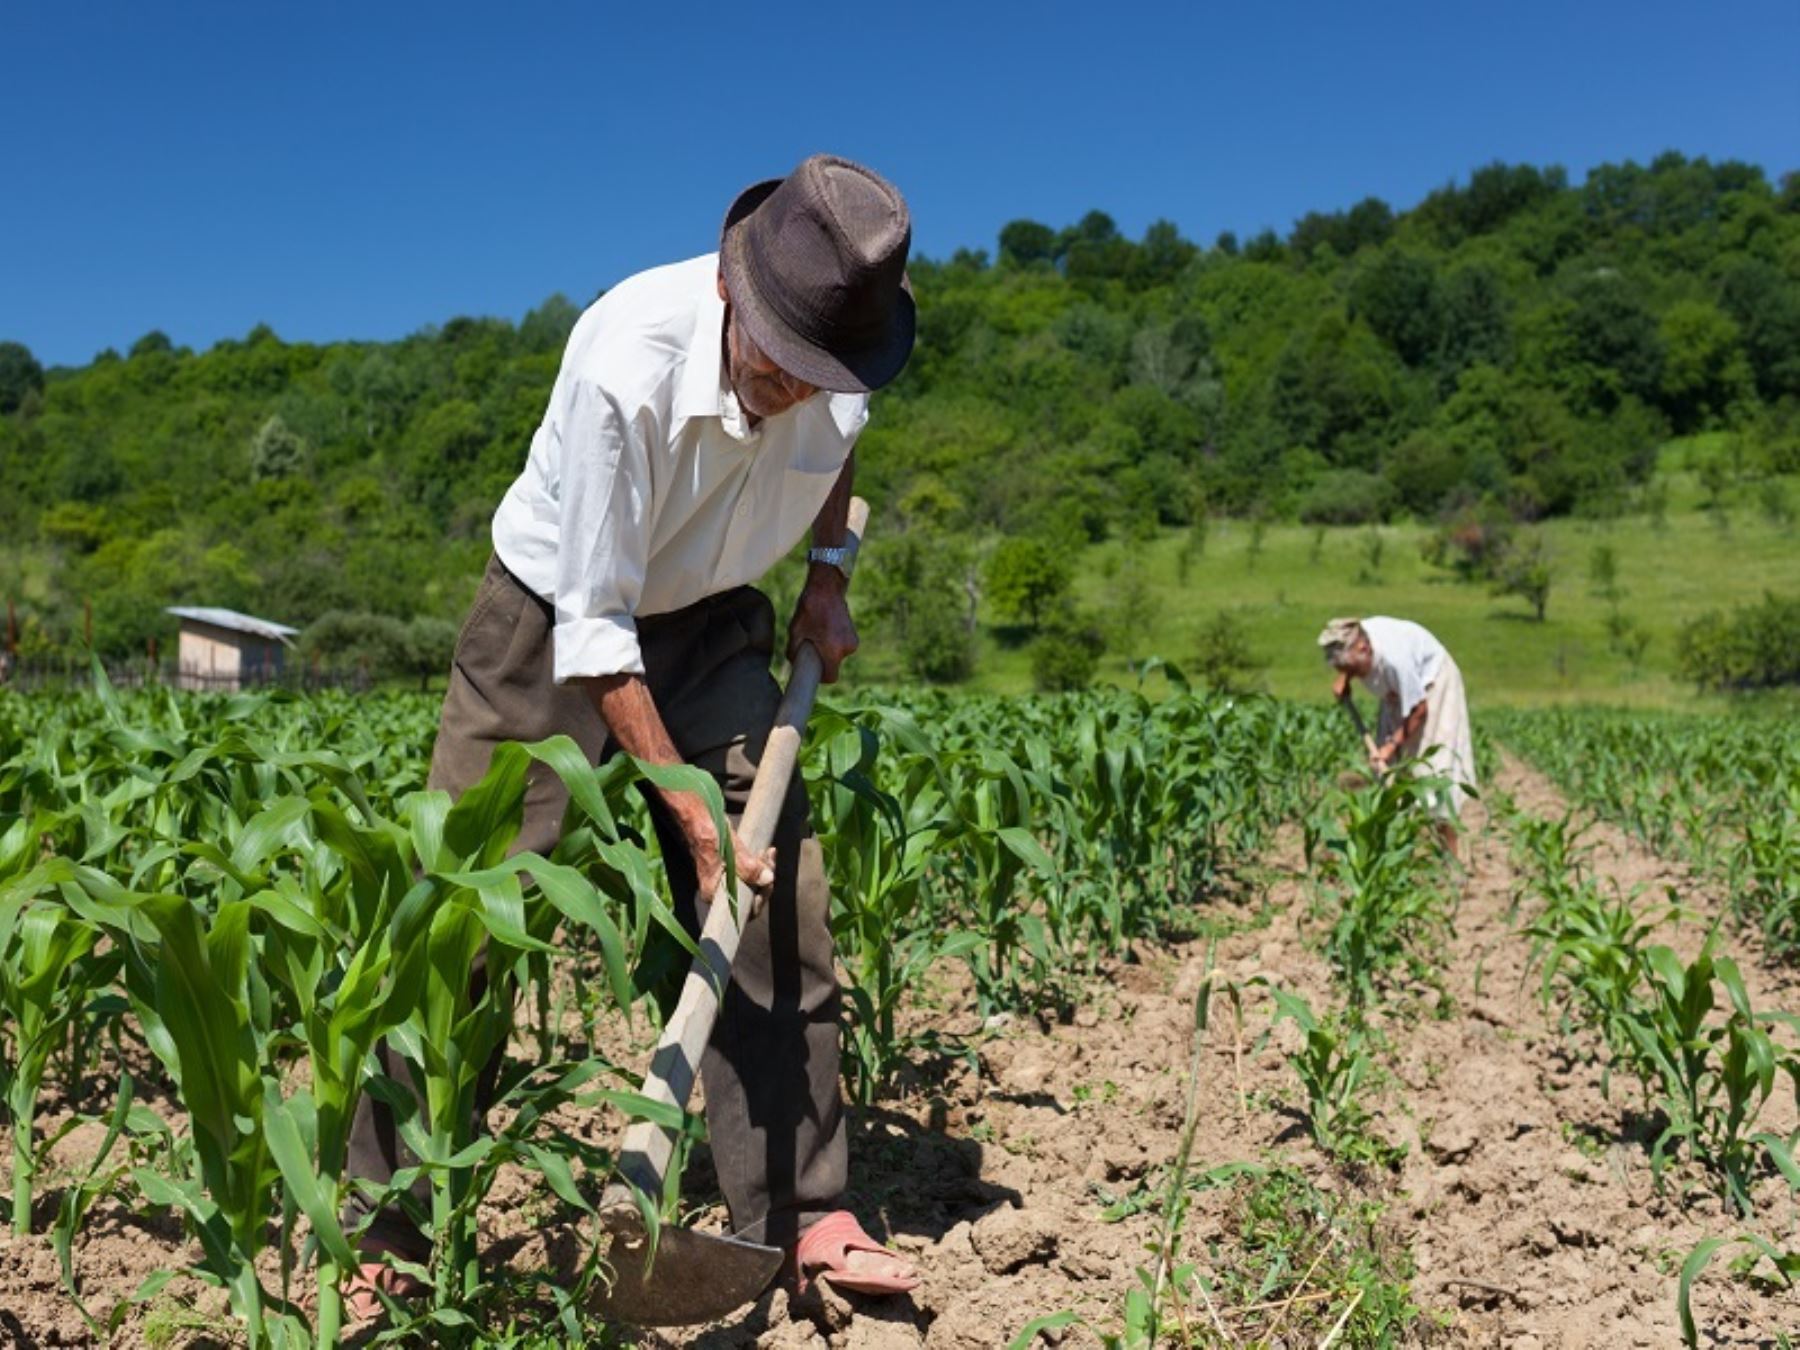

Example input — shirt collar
[672,252,869,444]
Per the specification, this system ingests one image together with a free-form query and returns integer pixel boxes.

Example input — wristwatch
[807,544,853,578]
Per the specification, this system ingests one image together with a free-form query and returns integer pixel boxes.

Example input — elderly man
[1319,616,1475,846]
[343,154,920,1317]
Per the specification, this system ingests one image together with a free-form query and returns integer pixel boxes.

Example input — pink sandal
[342,1259,428,1326]
[794,1211,920,1296]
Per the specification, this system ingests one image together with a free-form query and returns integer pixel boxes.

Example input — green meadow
[850,445,1798,708]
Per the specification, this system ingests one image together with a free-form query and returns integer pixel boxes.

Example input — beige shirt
[491,253,868,682]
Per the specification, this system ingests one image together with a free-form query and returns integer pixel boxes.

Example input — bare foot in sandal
[342,1251,428,1326]
[795,1211,919,1296]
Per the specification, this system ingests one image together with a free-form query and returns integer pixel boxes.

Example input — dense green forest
[1,151,1796,676]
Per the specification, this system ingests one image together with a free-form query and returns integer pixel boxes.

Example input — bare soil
[2,755,1796,1348]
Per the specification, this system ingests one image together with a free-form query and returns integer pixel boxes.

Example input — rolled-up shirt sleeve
[551,379,653,682]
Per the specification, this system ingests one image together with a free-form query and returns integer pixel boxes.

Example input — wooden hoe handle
[605,498,871,1210]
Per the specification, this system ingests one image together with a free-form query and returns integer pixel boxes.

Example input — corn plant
[1259,986,1388,1164]
[1620,947,1800,1213]
[1678,1233,1800,1348]
[938,748,1061,1014]
[0,894,116,1233]
[807,706,972,1101]
[1314,776,1452,1011]
[1732,782,1800,955]
[1524,879,1680,1087]
[1496,706,1800,961]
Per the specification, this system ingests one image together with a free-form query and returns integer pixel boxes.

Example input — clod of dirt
[925,1300,1011,1348]
[971,1203,1059,1274]
[1424,1114,1480,1163]
[839,1310,926,1349]
[999,1044,1056,1094]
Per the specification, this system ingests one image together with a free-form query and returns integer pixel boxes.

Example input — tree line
[1,151,1796,682]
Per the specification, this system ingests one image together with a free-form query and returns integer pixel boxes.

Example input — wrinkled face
[717,274,818,421]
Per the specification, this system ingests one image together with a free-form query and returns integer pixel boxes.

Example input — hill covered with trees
[1,151,1796,676]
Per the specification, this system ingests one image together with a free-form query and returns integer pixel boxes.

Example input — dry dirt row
[647,755,1799,1349]
[2,756,1796,1348]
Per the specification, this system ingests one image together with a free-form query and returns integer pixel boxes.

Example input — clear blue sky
[5,0,1796,369]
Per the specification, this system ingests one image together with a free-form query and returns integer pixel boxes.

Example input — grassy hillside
[844,447,1797,707]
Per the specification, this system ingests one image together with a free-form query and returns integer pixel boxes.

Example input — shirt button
[736,501,750,516]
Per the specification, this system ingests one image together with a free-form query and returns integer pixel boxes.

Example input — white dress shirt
[491,254,868,683]
[1359,616,1448,716]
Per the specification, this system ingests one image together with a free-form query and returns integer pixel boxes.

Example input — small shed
[165,606,299,691]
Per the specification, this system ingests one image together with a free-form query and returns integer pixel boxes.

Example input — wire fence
[0,656,384,694]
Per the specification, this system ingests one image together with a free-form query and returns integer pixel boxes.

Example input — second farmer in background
[1319,615,1475,852]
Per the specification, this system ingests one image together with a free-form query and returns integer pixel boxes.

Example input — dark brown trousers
[343,555,847,1254]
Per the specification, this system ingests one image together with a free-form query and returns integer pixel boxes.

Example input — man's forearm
[809,452,855,552]
[584,673,715,843]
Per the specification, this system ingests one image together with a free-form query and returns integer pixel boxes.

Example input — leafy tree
[998,220,1058,267]
[0,342,44,414]
[1718,261,1800,401]
[1658,300,1753,432]
[1587,542,1620,602]
[1490,530,1552,621]
[250,414,310,482]
[519,293,581,353]
[1061,210,1134,284]
[129,330,174,359]
[1104,544,1162,663]
[1676,592,1800,690]
[1030,606,1106,691]
[1348,249,1441,367]
[300,610,408,676]
[1435,264,1511,374]
[1191,609,1266,692]
[864,531,976,682]
[985,535,1072,629]
[1129,220,1198,289]
[1561,271,1663,411]
[401,616,458,690]
[1298,469,1393,524]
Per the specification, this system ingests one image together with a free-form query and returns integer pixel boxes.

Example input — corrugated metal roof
[165,606,300,643]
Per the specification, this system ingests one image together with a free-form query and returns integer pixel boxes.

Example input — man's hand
[1332,671,1352,701]
[585,673,776,903]
[689,820,776,902]
[787,567,858,683]
[1369,742,1394,772]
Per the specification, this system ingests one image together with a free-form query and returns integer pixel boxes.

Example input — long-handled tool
[1336,686,1381,766]
[590,498,871,1327]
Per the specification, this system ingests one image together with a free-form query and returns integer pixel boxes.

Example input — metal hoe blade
[591,1209,783,1327]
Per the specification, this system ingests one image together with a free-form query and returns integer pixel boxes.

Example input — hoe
[590,498,871,1326]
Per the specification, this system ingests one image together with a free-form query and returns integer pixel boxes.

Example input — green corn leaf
[997,827,1056,875]
[524,735,619,836]
[588,1088,689,1133]
[442,742,528,868]
[1753,1132,1800,1192]
[227,796,313,876]
[260,1085,359,1274]
[1009,1310,1081,1349]
[524,856,636,1012]
[523,1142,594,1214]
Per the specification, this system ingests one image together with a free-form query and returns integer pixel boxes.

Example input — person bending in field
[340,154,920,1322]
[1318,616,1476,852]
